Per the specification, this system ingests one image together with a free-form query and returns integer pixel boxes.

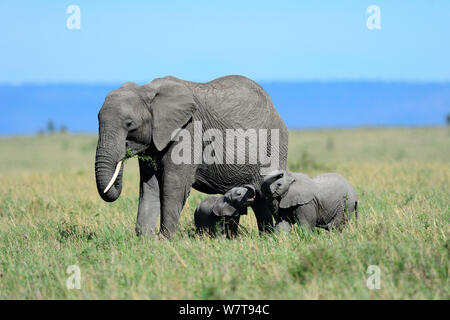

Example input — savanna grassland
[0,127,448,299]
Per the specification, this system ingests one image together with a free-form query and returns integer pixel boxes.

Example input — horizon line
[1,124,447,138]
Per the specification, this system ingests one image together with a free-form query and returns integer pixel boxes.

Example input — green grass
[0,127,449,299]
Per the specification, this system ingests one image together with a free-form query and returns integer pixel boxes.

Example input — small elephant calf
[262,170,358,232]
[194,185,256,237]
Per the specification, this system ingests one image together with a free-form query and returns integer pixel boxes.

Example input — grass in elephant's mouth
[0,127,448,299]
[125,147,158,170]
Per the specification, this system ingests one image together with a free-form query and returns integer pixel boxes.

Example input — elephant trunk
[261,170,284,194]
[95,127,125,202]
[262,170,284,185]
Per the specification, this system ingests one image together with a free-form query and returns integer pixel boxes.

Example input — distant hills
[0,82,449,135]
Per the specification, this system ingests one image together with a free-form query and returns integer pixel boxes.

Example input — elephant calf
[262,171,358,232]
[194,185,256,237]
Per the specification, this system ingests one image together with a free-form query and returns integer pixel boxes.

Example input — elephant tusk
[104,160,123,194]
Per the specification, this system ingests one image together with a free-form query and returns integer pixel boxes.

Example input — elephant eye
[126,120,138,132]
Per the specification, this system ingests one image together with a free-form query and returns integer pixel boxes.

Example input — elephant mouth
[272,190,285,201]
[125,140,149,159]
[242,185,256,205]
[102,141,149,195]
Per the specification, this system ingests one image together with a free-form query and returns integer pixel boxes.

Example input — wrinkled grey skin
[95,75,288,238]
[262,170,358,232]
[194,185,255,238]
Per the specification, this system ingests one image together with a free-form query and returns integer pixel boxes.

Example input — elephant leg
[225,216,240,238]
[328,210,349,231]
[294,203,317,231]
[251,199,274,233]
[275,220,292,233]
[159,165,196,238]
[136,159,161,237]
[327,200,353,231]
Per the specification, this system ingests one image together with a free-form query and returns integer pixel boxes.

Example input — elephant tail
[354,201,358,225]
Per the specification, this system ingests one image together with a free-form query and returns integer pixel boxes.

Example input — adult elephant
[95,75,288,238]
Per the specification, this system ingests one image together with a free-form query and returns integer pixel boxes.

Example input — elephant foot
[159,223,179,239]
[135,225,158,238]
[275,220,292,233]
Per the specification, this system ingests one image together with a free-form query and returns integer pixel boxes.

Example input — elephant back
[192,75,277,129]
[313,173,358,225]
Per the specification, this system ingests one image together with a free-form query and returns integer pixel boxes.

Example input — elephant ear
[279,174,316,209]
[143,78,197,151]
[212,196,237,217]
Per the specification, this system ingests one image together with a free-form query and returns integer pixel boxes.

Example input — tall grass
[0,127,448,299]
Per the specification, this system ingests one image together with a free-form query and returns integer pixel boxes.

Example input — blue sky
[0,0,449,83]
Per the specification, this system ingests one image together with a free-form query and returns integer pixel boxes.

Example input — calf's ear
[212,196,237,217]
[279,176,315,209]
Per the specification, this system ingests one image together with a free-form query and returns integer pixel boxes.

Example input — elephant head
[262,170,317,209]
[261,170,294,200]
[95,77,197,202]
[212,185,256,217]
